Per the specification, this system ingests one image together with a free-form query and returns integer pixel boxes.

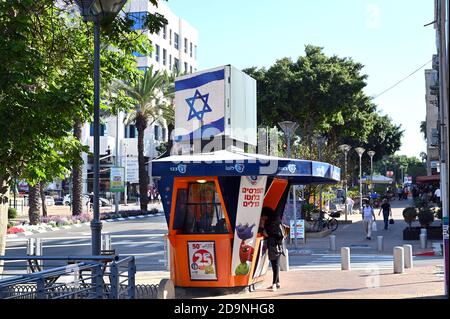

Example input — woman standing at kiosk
[262,208,285,292]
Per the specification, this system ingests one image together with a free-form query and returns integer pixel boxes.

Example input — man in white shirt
[362,200,376,240]
[434,188,441,204]
[346,197,354,215]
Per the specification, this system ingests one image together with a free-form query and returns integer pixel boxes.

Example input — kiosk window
[174,182,229,234]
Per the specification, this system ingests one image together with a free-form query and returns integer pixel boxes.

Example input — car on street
[63,194,111,207]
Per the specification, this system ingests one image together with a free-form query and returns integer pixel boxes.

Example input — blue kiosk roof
[152,150,340,185]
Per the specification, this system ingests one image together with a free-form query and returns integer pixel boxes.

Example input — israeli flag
[174,66,226,142]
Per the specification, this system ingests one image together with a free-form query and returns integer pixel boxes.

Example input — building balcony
[87,136,116,156]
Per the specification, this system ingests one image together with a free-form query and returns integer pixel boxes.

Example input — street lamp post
[367,151,375,193]
[75,0,127,256]
[314,136,327,211]
[278,121,299,249]
[354,147,365,213]
[338,144,351,221]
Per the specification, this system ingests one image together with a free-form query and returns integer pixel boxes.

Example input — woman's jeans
[270,257,280,285]
[382,211,390,229]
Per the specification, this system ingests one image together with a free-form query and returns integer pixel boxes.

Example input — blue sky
[166,0,437,158]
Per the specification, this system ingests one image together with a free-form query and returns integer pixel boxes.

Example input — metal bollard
[329,235,336,251]
[101,234,111,251]
[35,238,42,268]
[27,238,35,255]
[420,233,427,249]
[393,246,404,274]
[377,236,383,253]
[403,244,413,269]
[341,247,351,270]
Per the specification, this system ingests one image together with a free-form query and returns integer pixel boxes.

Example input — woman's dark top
[381,202,391,213]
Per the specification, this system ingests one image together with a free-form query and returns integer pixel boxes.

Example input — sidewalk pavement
[197,265,445,299]
[286,197,443,256]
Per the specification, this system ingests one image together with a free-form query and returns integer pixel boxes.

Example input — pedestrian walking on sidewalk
[378,199,392,230]
[263,208,285,292]
[362,200,376,240]
[346,196,354,215]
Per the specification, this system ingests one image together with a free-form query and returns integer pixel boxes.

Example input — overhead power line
[372,59,432,99]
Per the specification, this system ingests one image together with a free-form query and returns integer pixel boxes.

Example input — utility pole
[114,112,120,214]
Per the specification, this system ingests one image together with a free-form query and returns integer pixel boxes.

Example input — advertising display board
[187,241,217,280]
[290,219,305,239]
[110,167,125,192]
[231,176,267,276]
[121,157,139,183]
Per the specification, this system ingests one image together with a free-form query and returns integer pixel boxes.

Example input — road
[6,202,443,271]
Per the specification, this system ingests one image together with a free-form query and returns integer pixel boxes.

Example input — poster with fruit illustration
[188,241,217,280]
[231,176,267,276]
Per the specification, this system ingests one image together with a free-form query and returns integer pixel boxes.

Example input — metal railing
[0,255,160,299]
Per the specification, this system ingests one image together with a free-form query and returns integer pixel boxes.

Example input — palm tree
[28,184,40,225]
[420,121,427,140]
[72,119,84,215]
[116,66,169,212]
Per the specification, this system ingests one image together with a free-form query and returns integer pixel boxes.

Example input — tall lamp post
[338,144,351,221]
[354,147,365,213]
[314,135,327,211]
[367,151,375,193]
[75,0,127,256]
[278,121,299,249]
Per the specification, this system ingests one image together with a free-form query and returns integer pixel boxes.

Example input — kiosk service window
[173,182,229,234]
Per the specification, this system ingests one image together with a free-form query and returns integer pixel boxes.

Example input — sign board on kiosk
[174,65,257,152]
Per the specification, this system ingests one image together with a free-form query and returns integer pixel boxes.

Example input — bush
[8,207,18,219]
[418,209,435,228]
[435,207,442,220]
[403,207,417,229]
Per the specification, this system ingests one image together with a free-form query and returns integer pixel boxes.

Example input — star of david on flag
[185,89,212,121]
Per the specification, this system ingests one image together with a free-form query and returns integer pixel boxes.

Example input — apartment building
[78,0,199,198]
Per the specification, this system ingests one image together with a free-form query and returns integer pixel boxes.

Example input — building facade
[78,0,199,199]
[424,64,440,175]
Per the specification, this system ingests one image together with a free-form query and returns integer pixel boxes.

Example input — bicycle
[312,210,340,232]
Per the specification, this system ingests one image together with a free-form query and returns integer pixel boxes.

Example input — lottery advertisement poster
[187,241,218,280]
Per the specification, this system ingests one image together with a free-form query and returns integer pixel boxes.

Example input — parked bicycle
[312,210,340,232]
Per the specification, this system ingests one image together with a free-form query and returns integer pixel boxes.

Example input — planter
[403,225,443,240]
[403,227,421,240]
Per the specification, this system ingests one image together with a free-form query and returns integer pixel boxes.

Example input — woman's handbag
[389,218,395,224]
[371,221,377,232]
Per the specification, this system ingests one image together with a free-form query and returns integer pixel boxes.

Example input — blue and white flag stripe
[175,69,225,92]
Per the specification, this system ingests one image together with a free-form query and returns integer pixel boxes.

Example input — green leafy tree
[0,0,165,265]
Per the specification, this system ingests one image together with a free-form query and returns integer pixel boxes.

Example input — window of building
[90,123,106,136]
[184,38,188,53]
[149,40,152,58]
[155,44,160,62]
[163,49,167,66]
[127,12,147,30]
[162,127,166,141]
[174,58,179,72]
[163,25,167,39]
[154,125,160,141]
[190,42,193,57]
[124,125,137,138]
[184,62,188,73]
[190,65,193,74]
[169,29,172,45]
[194,45,197,59]
[169,54,172,70]
[174,33,179,50]
[172,182,229,234]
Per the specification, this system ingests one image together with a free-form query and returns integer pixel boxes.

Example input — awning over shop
[152,150,340,185]
[416,175,440,184]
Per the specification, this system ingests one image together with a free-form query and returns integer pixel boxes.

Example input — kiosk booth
[151,65,340,290]
[152,150,340,289]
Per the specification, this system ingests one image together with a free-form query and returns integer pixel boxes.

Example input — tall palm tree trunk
[28,184,40,225]
[72,119,83,216]
[39,182,48,217]
[0,180,9,276]
[137,116,148,212]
